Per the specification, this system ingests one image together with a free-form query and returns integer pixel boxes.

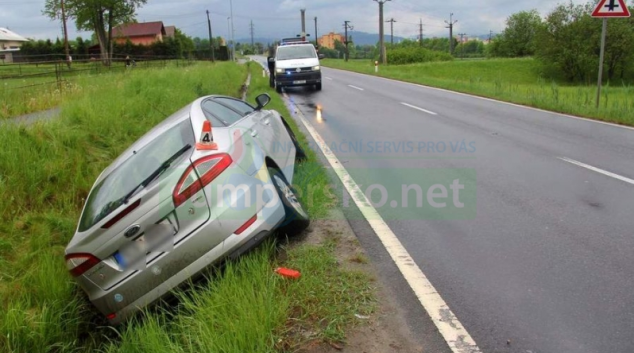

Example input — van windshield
[276,45,316,61]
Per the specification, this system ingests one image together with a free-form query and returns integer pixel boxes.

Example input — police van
[268,38,324,92]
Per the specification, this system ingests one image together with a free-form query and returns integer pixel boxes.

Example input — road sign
[592,0,631,18]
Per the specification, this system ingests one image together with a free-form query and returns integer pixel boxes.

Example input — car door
[213,98,280,162]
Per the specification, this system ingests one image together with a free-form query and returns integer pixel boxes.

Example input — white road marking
[325,77,333,80]
[325,66,634,131]
[558,157,634,186]
[401,102,438,116]
[283,93,481,353]
[348,84,364,91]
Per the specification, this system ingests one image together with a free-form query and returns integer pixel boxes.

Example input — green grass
[322,58,634,126]
[0,60,373,353]
[0,60,194,119]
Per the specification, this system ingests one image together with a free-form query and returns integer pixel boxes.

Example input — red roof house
[112,21,167,46]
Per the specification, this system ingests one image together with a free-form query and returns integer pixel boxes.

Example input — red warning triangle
[592,0,631,17]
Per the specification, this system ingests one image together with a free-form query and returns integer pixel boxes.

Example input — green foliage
[535,1,634,83]
[387,46,454,65]
[489,9,543,57]
[43,0,148,63]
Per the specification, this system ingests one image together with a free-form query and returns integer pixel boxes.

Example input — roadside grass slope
[0,60,191,120]
[323,58,634,126]
[0,61,373,353]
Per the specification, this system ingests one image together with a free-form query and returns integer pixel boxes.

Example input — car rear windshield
[276,45,317,61]
[78,119,195,232]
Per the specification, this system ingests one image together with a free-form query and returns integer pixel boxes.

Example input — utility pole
[249,20,255,49]
[419,18,423,47]
[458,33,466,59]
[386,18,396,45]
[300,9,306,40]
[374,0,391,65]
[314,17,318,47]
[206,10,215,62]
[229,0,235,61]
[488,30,493,43]
[60,0,70,68]
[343,20,353,61]
[445,13,457,55]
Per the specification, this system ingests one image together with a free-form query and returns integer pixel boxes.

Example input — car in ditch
[65,93,309,324]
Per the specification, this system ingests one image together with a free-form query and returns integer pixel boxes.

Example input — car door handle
[250,129,258,137]
[262,118,271,126]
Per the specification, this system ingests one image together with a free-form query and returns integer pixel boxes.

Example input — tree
[44,0,147,65]
[534,1,634,83]
[490,9,543,57]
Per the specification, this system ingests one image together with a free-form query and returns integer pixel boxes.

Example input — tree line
[489,1,634,83]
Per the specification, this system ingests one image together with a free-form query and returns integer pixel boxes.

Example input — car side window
[201,99,243,126]
[215,98,255,117]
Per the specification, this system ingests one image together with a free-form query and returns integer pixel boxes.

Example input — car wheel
[276,83,282,93]
[315,83,322,91]
[283,121,307,162]
[269,166,309,236]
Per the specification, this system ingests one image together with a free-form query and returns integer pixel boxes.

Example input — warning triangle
[592,0,631,17]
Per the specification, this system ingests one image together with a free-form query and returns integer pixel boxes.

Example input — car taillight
[173,153,232,207]
[65,253,101,277]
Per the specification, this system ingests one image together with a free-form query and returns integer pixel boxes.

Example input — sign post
[591,0,631,108]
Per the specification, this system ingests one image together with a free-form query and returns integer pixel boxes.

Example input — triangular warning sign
[592,0,631,18]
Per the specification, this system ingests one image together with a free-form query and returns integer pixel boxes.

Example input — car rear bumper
[86,185,286,324]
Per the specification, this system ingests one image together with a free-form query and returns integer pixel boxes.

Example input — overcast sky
[2,0,590,42]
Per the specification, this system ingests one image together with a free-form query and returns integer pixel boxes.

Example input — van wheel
[315,83,322,91]
[268,166,310,236]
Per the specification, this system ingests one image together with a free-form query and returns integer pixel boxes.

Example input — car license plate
[293,80,306,84]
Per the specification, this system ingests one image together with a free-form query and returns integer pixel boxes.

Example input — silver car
[65,93,309,324]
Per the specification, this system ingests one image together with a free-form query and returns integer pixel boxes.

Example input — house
[164,26,176,39]
[0,27,28,63]
[318,32,345,49]
[111,21,168,46]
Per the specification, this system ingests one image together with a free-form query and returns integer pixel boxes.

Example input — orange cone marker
[275,267,301,279]
[196,120,218,150]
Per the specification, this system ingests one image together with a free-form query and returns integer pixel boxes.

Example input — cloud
[1,0,592,42]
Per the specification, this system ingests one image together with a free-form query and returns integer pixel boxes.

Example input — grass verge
[0,60,194,120]
[0,60,373,353]
[322,58,634,126]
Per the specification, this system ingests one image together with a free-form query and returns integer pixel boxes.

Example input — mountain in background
[235,31,405,46]
[234,31,491,46]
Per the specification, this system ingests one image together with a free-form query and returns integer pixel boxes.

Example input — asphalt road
[252,57,634,353]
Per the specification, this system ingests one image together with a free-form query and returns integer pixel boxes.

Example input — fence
[0,56,197,93]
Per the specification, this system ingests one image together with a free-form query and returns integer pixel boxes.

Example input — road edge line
[283,93,482,353]
[323,66,634,131]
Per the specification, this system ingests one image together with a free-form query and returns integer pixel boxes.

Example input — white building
[0,28,29,63]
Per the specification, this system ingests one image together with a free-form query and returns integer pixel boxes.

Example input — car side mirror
[318,53,325,60]
[255,93,271,111]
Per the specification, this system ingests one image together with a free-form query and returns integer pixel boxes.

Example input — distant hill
[235,31,406,47]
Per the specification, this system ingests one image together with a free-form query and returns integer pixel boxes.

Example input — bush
[386,47,453,65]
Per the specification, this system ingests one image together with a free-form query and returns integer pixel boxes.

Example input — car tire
[276,83,282,93]
[315,83,322,91]
[283,120,307,162]
[268,166,310,237]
